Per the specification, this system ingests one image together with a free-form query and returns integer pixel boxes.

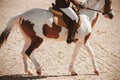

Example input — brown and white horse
[0,0,114,76]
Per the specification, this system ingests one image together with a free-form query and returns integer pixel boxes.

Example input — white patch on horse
[49,18,54,25]
[76,15,91,40]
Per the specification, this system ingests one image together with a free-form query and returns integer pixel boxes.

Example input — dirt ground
[0,0,120,80]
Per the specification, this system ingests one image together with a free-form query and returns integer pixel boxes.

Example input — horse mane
[104,0,112,8]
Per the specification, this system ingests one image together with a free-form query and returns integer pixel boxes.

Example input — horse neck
[80,0,105,22]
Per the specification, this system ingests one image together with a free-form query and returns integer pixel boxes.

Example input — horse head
[79,0,114,20]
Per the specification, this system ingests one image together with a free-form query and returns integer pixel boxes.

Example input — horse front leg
[84,41,99,75]
[69,40,84,76]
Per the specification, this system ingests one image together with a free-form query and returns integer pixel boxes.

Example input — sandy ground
[0,0,120,80]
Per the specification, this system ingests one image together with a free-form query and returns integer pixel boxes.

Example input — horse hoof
[71,71,78,76]
[25,70,32,75]
[36,69,41,76]
[94,71,99,75]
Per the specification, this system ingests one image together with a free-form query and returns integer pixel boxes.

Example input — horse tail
[0,15,19,48]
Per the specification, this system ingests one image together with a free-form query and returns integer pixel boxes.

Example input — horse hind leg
[21,38,32,75]
[19,18,43,75]
[25,36,43,76]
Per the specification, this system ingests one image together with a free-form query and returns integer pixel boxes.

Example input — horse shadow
[0,73,96,80]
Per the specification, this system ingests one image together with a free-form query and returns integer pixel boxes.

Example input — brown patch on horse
[84,33,91,44]
[20,18,43,57]
[91,13,99,28]
[42,22,62,39]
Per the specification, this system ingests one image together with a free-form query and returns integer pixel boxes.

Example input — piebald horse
[0,0,114,76]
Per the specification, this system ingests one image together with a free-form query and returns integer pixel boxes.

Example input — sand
[0,0,120,80]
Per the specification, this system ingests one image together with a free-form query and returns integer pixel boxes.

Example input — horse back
[19,8,67,41]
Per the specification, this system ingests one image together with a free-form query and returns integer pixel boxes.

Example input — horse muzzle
[109,12,114,19]
[104,11,114,19]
